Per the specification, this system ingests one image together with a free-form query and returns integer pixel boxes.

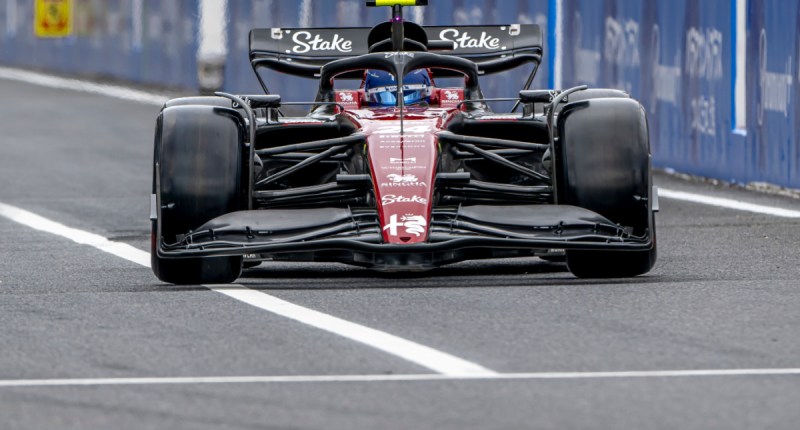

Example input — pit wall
[0,0,797,189]
[0,0,199,89]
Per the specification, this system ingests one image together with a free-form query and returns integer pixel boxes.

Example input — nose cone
[365,119,438,244]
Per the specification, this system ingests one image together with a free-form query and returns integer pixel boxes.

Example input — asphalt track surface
[1,75,799,429]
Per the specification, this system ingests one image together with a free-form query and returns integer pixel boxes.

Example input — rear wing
[249,24,543,80]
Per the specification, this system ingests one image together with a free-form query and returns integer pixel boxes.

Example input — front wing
[156,204,654,270]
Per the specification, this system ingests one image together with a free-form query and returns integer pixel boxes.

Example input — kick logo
[383,214,427,237]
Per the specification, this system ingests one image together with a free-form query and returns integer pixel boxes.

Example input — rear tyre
[152,105,245,285]
[555,98,656,278]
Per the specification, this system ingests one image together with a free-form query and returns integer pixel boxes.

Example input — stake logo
[290,31,353,53]
[381,195,428,206]
[439,29,502,50]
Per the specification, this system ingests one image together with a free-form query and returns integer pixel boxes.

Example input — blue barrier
[556,0,800,189]
[560,0,737,181]
[0,0,199,90]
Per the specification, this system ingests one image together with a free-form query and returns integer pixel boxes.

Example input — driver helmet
[364,69,431,107]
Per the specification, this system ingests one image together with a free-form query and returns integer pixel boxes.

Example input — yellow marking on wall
[34,0,73,38]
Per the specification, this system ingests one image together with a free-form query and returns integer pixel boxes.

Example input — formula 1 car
[150,0,657,284]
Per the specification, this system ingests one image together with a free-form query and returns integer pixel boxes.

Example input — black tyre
[152,105,245,285]
[555,98,656,278]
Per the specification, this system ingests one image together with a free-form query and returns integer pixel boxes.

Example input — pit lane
[1,74,799,430]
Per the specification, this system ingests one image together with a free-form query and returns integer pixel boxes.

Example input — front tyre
[151,105,245,285]
[555,97,657,278]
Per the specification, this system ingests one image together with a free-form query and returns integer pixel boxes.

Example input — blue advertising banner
[640,0,684,164]
[796,0,800,186]
[747,0,798,186]
[676,1,733,180]
[0,0,199,90]
[560,0,733,181]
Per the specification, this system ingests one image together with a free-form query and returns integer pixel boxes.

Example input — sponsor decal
[374,125,432,134]
[377,135,427,141]
[388,173,418,183]
[384,52,415,58]
[381,173,427,187]
[757,29,793,125]
[439,28,502,50]
[383,214,427,237]
[690,95,717,137]
[572,11,601,85]
[290,31,353,53]
[381,165,427,171]
[685,27,724,80]
[604,17,641,68]
[390,157,417,164]
[650,24,681,109]
[336,91,360,108]
[443,90,460,100]
[378,144,426,149]
[439,88,464,107]
[381,195,428,206]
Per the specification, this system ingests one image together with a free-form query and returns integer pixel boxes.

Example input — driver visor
[366,84,428,106]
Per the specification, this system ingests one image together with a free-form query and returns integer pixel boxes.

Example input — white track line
[0,66,168,106]
[1,368,799,388]
[658,188,800,218]
[0,203,150,267]
[210,287,494,375]
[0,202,495,377]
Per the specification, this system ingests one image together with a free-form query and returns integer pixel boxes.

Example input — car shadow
[234,258,667,290]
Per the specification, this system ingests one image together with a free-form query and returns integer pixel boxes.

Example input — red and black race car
[150,0,657,284]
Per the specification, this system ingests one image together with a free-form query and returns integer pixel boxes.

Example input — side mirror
[245,95,282,109]
[519,90,562,104]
